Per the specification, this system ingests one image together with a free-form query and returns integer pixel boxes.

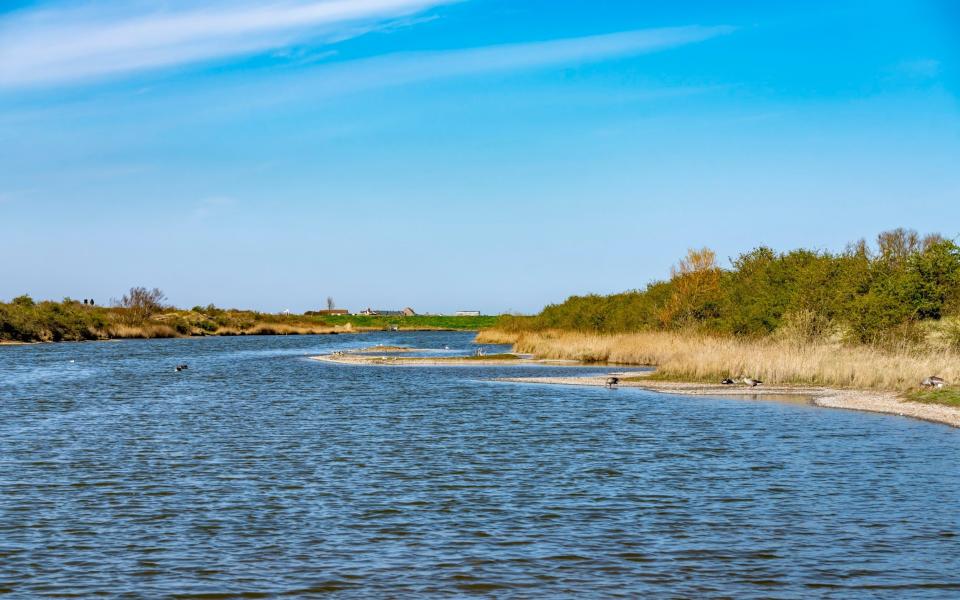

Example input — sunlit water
[1,331,959,598]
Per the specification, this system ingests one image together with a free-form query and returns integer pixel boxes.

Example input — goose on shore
[606,376,620,388]
[921,376,946,389]
[741,377,762,387]
[721,378,736,385]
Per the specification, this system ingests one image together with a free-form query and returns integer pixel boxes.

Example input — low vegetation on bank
[907,388,960,408]
[476,329,960,392]
[0,287,498,343]
[480,229,960,396]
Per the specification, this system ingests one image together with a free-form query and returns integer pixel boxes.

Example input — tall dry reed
[477,329,960,391]
[106,324,179,339]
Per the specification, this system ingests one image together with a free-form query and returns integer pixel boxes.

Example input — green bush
[505,229,960,348]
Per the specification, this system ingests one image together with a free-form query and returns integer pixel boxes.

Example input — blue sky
[1,1,958,314]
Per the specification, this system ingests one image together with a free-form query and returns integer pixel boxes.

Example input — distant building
[357,307,417,317]
[306,309,349,316]
[455,310,481,317]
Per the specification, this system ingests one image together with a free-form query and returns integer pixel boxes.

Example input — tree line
[499,229,960,347]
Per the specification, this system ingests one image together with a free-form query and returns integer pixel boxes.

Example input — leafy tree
[658,248,722,328]
[907,239,960,320]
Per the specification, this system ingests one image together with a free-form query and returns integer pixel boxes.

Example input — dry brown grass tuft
[474,329,524,344]
[479,329,960,392]
[213,323,342,336]
[106,324,179,339]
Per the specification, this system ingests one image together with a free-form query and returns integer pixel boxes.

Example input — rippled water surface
[2,332,959,598]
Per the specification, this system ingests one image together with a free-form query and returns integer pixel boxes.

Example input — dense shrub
[198,320,218,332]
[507,229,960,348]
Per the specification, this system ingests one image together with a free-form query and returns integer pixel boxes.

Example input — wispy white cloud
[338,26,732,84]
[0,0,456,88]
[0,25,735,128]
[243,26,735,105]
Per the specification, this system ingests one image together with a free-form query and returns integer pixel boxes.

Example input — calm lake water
[1,331,959,598]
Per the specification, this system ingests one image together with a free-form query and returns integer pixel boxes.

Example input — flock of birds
[604,375,763,389]
[166,354,948,390]
[604,374,949,389]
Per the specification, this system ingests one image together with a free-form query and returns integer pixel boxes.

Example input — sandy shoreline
[308,351,960,428]
[309,353,580,367]
[495,374,960,429]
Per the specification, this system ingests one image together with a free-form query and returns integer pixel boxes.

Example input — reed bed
[206,324,337,336]
[105,324,179,339]
[477,329,960,392]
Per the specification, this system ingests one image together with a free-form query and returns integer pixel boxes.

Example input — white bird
[741,377,763,387]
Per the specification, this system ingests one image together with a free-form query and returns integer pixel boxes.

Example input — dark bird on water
[175,364,189,372]
[721,378,736,385]
[606,376,620,388]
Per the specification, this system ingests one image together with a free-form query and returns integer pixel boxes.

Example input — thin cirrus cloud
[0,24,735,129]
[220,25,736,108]
[0,0,457,88]
[337,26,733,87]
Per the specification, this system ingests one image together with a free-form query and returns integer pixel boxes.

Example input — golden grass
[478,329,960,392]
[213,323,343,336]
[474,329,524,344]
[106,324,179,339]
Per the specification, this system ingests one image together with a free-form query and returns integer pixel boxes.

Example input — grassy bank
[477,229,960,402]
[906,388,960,408]
[0,300,348,342]
[477,329,960,393]
[0,296,499,343]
